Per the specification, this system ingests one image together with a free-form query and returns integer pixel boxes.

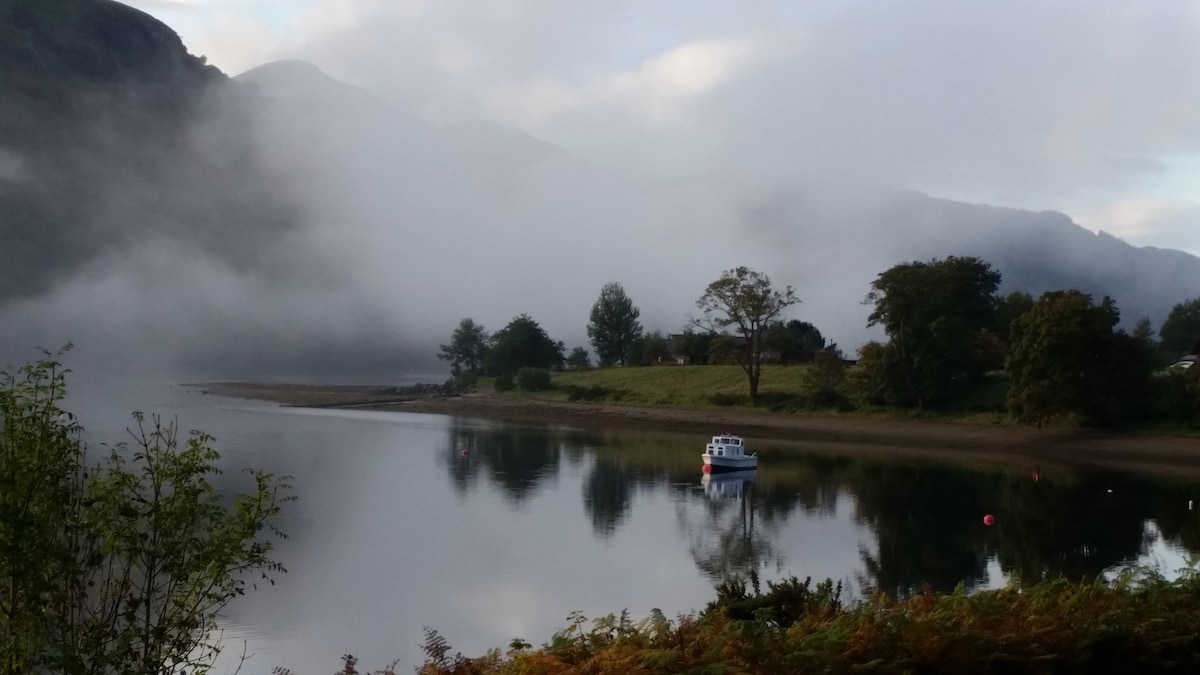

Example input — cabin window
[717,449,724,456]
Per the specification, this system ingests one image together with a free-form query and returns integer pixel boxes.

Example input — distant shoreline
[192,381,1200,477]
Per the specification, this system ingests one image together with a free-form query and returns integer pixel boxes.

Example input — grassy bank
[404,571,1200,675]
[491,364,1010,421]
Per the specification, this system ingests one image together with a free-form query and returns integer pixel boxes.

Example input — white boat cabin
[704,434,749,458]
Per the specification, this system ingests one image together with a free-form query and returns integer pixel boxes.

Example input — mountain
[2,2,1197,376]
[0,0,294,301]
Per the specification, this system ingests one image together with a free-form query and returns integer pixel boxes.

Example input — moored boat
[702,433,757,473]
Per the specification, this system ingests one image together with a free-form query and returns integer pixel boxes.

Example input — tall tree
[1006,290,1155,427]
[695,266,799,404]
[487,314,564,375]
[438,318,490,376]
[865,256,1001,408]
[587,282,643,366]
[765,319,825,364]
[1160,296,1200,356]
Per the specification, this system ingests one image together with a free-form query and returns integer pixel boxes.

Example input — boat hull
[702,455,758,473]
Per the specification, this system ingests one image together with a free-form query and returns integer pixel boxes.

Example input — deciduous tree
[587,283,643,367]
[1006,291,1155,427]
[487,314,564,375]
[765,320,825,365]
[695,267,799,404]
[1160,296,1200,356]
[566,347,591,370]
[865,256,1001,408]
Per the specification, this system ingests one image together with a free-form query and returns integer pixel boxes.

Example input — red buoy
[701,464,712,474]
[983,514,995,526]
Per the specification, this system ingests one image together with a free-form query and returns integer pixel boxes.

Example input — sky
[7,0,1200,379]
[126,0,1200,255]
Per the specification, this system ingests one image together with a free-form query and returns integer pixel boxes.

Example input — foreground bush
[0,352,292,674]
[407,571,1200,674]
[516,368,553,392]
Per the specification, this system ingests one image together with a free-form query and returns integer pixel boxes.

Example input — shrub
[516,367,552,392]
[494,374,515,392]
[452,371,479,392]
[0,351,291,673]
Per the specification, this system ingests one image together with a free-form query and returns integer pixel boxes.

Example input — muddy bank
[191,382,1200,476]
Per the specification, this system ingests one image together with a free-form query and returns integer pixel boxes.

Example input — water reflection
[685,471,778,581]
[440,419,1200,597]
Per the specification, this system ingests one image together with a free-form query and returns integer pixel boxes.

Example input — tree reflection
[680,472,785,581]
[583,458,634,537]
[437,420,1200,594]
[849,462,991,597]
[990,470,1153,584]
[441,421,561,504]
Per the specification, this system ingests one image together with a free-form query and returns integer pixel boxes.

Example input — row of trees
[439,257,1200,426]
[439,269,813,404]
[855,256,1200,426]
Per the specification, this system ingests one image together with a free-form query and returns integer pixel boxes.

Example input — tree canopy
[695,266,799,404]
[1006,290,1155,427]
[487,314,565,376]
[1160,296,1200,356]
[438,318,490,376]
[766,320,825,365]
[587,282,643,367]
[865,256,1001,407]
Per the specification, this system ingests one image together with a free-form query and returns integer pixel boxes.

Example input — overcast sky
[128,0,1200,255]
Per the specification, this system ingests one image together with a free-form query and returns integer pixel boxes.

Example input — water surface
[64,381,1200,672]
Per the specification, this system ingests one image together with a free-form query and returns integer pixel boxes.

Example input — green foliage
[994,290,1034,344]
[516,368,553,392]
[587,283,643,367]
[765,320,825,365]
[631,331,671,367]
[566,347,590,370]
[845,341,902,406]
[0,351,291,674]
[799,348,847,408]
[451,371,480,392]
[1006,291,1156,427]
[695,267,800,404]
[673,330,714,365]
[865,256,1001,408]
[438,318,490,377]
[493,374,515,392]
[1160,296,1200,356]
[1153,367,1200,426]
[486,315,565,376]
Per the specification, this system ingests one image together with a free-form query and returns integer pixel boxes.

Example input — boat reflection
[701,469,757,500]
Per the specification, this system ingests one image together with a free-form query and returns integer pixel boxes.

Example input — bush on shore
[397,569,1200,675]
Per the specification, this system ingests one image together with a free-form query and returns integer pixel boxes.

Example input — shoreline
[192,382,1200,477]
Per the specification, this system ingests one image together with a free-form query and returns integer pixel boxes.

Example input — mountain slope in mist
[237,60,1200,351]
[3,0,1198,380]
[0,0,295,300]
